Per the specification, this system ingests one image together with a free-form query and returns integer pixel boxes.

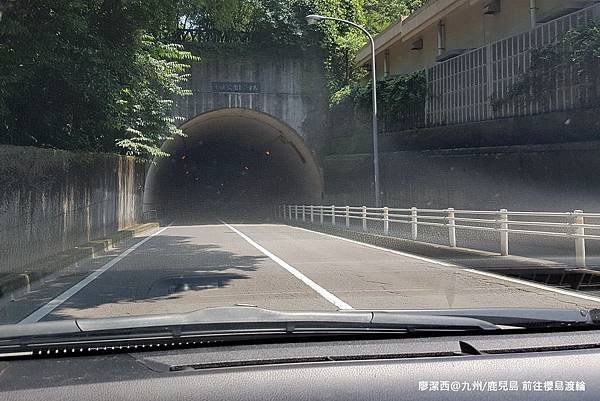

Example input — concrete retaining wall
[0,146,145,273]
[323,141,600,212]
[329,107,600,155]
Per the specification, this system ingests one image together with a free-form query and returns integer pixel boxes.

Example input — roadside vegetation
[330,72,427,126]
[0,0,422,159]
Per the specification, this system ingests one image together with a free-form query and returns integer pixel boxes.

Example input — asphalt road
[3,222,600,324]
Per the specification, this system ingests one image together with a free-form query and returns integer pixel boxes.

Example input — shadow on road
[45,233,268,320]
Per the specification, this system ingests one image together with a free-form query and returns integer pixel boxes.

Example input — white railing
[278,205,600,268]
[424,3,600,127]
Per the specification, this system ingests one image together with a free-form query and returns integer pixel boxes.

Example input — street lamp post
[306,14,381,208]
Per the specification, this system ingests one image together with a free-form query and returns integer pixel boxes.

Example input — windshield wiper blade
[344,308,600,328]
[2,307,598,347]
[0,307,501,344]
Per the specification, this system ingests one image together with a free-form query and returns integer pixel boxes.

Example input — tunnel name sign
[212,82,260,94]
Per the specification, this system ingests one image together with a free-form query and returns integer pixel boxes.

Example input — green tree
[0,0,423,157]
[174,0,422,96]
[0,0,195,159]
[314,0,423,95]
[114,35,199,159]
[363,0,422,32]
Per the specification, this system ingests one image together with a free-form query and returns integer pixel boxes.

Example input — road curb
[0,222,160,299]
[284,220,564,268]
[283,220,600,291]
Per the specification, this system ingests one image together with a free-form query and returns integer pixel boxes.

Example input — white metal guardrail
[278,205,600,268]
[425,3,600,127]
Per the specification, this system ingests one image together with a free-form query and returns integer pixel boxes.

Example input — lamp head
[306,15,325,25]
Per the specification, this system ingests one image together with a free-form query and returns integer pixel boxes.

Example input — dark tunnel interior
[144,109,323,222]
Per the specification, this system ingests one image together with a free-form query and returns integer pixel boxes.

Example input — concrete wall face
[0,146,145,274]
[174,54,329,152]
[483,0,532,43]
[444,2,487,50]
[323,142,600,212]
[443,0,534,49]
[377,25,438,77]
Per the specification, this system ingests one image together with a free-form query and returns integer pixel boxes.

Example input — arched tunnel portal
[144,108,324,221]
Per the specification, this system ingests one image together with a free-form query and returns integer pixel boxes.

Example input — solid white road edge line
[222,221,354,310]
[288,224,600,305]
[19,225,172,324]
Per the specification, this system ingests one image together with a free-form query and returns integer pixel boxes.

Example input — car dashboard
[1,328,600,400]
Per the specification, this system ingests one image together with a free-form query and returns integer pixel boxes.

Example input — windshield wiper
[0,307,597,357]
[346,308,600,329]
[0,307,499,344]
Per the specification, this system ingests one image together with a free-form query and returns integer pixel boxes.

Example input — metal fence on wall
[424,3,600,127]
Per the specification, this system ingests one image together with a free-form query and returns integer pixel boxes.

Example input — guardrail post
[362,206,367,231]
[288,205,293,220]
[310,205,314,223]
[574,210,586,268]
[499,209,509,256]
[331,205,336,226]
[448,208,457,248]
[295,205,298,220]
[383,207,389,235]
[320,206,324,225]
[302,205,306,222]
[411,207,418,240]
[345,206,350,228]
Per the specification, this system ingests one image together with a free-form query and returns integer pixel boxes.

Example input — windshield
[2,1,600,331]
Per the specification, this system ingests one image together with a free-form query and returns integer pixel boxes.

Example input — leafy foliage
[363,0,423,32]
[311,0,423,92]
[332,72,427,116]
[329,72,427,133]
[175,0,324,57]
[0,0,424,157]
[0,0,194,160]
[176,0,423,93]
[114,35,198,159]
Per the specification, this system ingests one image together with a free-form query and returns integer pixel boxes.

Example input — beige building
[357,0,599,78]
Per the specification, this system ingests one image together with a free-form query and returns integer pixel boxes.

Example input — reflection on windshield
[2,0,600,328]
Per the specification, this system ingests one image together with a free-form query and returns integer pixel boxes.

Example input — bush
[330,72,427,131]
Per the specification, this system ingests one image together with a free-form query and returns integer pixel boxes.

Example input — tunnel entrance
[144,108,323,221]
